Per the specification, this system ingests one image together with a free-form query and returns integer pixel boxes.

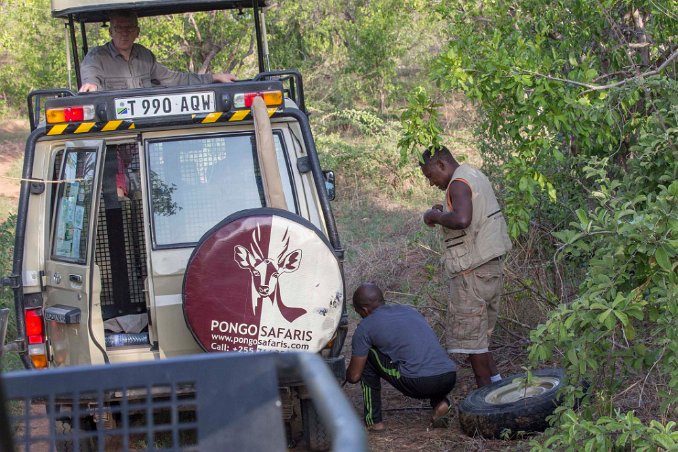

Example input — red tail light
[25,308,48,368]
[25,308,44,344]
[233,90,283,109]
[46,105,95,124]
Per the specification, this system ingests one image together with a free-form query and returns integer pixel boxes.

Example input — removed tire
[459,368,565,438]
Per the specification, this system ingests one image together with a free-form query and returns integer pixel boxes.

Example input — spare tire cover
[183,208,343,353]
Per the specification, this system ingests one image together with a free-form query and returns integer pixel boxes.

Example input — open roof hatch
[51,0,271,87]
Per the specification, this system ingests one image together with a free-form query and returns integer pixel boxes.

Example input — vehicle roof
[51,0,268,22]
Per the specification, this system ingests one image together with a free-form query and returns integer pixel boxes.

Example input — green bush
[404,0,677,448]
[0,215,18,371]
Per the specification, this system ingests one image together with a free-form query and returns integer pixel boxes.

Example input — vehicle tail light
[46,105,95,124]
[28,343,48,368]
[25,308,48,368]
[233,90,283,109]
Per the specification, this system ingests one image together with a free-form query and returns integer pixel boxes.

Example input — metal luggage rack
[0,351,366,452]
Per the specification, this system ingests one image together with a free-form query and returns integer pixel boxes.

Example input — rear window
[146,132,296,248]
[52,150,97,263]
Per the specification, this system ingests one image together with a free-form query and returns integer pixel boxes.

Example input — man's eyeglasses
[111,25,139,34]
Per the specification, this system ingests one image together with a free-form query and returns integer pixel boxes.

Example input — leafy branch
[397,86,443,165]
[515,48,678,93]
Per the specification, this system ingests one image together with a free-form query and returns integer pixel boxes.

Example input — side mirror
[0,308,8,359]
[322,170,336,201]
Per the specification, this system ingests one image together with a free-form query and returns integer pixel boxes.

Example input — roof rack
[52,0,269,22]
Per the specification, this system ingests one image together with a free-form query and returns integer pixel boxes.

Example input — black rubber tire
[55,417,96,452]
[301,399,331,451]
[55,419,74,452]
[458,368,565,439]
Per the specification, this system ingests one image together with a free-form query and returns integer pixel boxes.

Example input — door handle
[69,274,83,284]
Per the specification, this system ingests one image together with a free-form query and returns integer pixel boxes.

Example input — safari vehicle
[1,0,347,449]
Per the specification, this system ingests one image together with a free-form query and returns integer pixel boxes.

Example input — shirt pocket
[444,240,472,274]
[103,78,131,91]
[140,76,153,88]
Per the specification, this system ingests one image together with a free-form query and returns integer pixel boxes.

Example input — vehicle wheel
[301,399,330,451]
[458,368,565,439]
[55,419,73,452]
[55,417,96,452]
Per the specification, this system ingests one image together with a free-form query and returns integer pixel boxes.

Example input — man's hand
[423,208,441,227]
[432,204,443,212]
[79,83,98,93]
[346,355,368,384]
[212,72,237,83]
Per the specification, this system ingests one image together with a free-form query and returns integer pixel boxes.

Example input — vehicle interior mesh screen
[95,198,147,314]
[95,144,148,321]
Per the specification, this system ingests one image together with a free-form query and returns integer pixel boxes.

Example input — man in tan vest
[420,146,512,388]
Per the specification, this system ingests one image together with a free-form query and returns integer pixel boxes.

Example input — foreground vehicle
[1,1,347,449]
[1,351,366,451]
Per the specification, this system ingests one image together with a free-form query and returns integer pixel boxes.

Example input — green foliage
[343,0,416,113]
[0,215,16,315]
[527,87,678,448]
[0,215,17,370]
[324,108,387,137]
[533,410,678,452]
[404,0,678,447]
[398,87,443,164]
[139,11,255,77]
[431,0,678,239]
[0,0,71,112]
[267,2,344,71]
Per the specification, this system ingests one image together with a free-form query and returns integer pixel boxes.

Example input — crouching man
[346,283,457,431]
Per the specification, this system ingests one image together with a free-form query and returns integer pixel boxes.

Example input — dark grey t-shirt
[351,304,456,378]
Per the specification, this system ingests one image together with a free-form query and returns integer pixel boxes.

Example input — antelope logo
[234,226,307,323]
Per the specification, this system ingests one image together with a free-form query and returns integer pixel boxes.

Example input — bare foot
[430,399,452,428]
[367,422,385,432]
[432,400,450,418]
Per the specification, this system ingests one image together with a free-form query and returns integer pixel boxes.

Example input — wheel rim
[484,377,560,404]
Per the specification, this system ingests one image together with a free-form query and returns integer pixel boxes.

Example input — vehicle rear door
[43,140,107,366]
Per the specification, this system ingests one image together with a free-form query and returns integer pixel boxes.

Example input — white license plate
[114,92,216,120]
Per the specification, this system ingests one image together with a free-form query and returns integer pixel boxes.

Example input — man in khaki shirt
[79,11,236,92]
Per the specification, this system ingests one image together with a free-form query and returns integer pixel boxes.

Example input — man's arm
[346,355,368,384]
[151,56,235,86]
[423,180,473,229]
[212,72,237,83]
[79,50,104,92]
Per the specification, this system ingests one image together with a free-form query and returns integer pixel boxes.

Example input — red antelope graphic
[234,226,307,323]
